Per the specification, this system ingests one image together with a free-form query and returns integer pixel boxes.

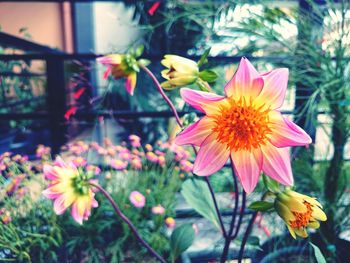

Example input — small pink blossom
[180,160,193,173]
[145,144,153,152]
[72,157,87,167]
[158,155,166,167]
[129,191,146,208]
[152,205,165,215]
[86,165,101,175]
[131,158,142,170]
[146,152,158,163]
[129,134,141,148]
[165,217,176,229]
[110,159,128,170]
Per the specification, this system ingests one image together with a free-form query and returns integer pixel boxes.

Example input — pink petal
[42,187,61,199]
[261,143,293,186]
[224,57,263,99]
[125,72,137,95]
[103,67,112,80]
[175,116,214,146]
[255,68,288,110]
[43,164,58,180]
[54,156,69,168]
[193,133,230,176]
[53,195,69,215]
[180,88,225,115]
[231,148,262,194]
[268,111,312,147]
[71,202,83,225]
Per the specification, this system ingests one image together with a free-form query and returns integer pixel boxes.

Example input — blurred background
[0,1,350,261]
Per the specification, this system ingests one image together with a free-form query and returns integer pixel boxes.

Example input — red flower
[64,106,78,120]
[73,87,86,99]
[148,1,160,16]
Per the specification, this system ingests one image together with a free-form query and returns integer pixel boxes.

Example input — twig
[90,183,167,263]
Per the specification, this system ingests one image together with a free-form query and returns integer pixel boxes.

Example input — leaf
[248,201,274,212]
[137,59,151,67]
[310,243,326,263]
[199,70,218,82]
[181,179,220,229]
[197,48,211,67]
[262,174,280,193]
[247,236,260,247]
[134,45,145,57]
[170,224,195,262]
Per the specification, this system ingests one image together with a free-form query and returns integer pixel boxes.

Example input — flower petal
[268,111,312,147]
[71,202,83,225]
[175,116,214,146]
[180,88,225,115]
[97,54,122,65]
[261,143,293,186]
[43,164,58,180]
[231,148,262,194]
[193,133,230,176]
[255,68,289,110]
[125,72,137,95]
[224,57,263,99]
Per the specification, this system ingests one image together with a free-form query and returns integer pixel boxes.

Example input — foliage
[0,137,194,262]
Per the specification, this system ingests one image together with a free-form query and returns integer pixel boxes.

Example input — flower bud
[274,189,327,238]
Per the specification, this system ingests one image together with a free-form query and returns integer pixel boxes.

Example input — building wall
[0,2,73,52]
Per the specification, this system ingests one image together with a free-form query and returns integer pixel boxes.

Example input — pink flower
[86,165,101,175]
[158,155,166,167]
[131,157,142,170]
[152,205,165,215]
[42,157,98,224]
[109,159,128,170]
[129,191,146,208]
[72,157,87,167]
[180,160,193,173]
[146,152,158,163]
[129,134,141,148]
[145,144,153,152]
[97,54,137,95]
[165,217,176,229]
[175,58,312,193]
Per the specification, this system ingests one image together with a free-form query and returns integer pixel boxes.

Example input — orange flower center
[290,201,313,229]
[212,97,271,151]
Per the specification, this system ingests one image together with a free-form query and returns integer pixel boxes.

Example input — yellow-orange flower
[42,157,98,224]
[274,189,327,238]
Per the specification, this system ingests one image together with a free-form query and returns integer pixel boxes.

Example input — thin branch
[90,183,167,263]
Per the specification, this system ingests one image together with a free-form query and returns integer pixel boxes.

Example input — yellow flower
[42,157,98,225]
[161,55,199,89]
[274,189,327,238]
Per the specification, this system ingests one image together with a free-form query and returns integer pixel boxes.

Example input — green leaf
[247,236,260,247]
[197,48,211,67]
[248,201,274,212]
[170,224,195,262]
[310,243,326,263]
[181,179,220,229]
[262,174,280,193]
[134,45,145,57]
[137,58,151,67]
[199,70,218,82]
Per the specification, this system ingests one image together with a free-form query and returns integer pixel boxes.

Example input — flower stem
[140,65,183,127]
[91,183,167,263]
[141,64,226,238]
[237,211,258,263]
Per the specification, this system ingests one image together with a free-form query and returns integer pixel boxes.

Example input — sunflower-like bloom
[275,189,327,238]
[98,54,138,95]
[175,57,312,193]
[161,55,199,89]
[42,157,98,224]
